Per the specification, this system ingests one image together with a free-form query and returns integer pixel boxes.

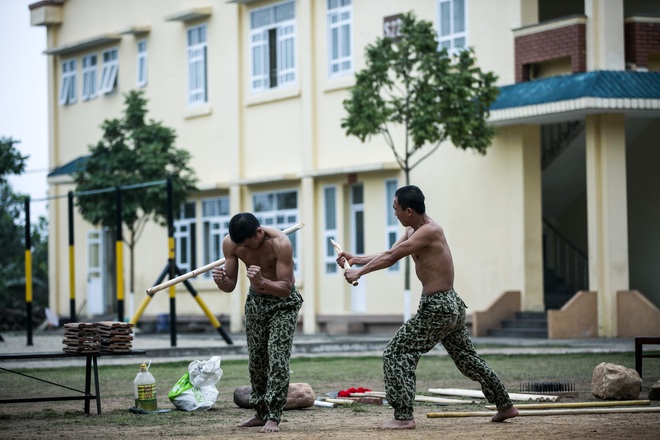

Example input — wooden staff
[427,406,660,418]
[351,391,473,404]
[146,222,305,295]
[429,387,557,402]
[484,400,651,410]
[330,238,358,286]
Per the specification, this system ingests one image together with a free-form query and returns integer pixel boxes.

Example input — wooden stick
[330,238,358,286]
[323,398,355,405]
[485,400,651,410]
[429,387,558,402]
[313,400,335,408]
[352,391,474,404]
[146,222,305,294]
[427,406,660,418]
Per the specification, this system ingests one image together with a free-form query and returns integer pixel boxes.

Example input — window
[174,202,197,274]
[81,54,97,101]
[136,39,148,88]
[58,59,77,105]
[252,189,300,271]
[327,0,352,76]
[350,184,364,255]
[99,48,119,94]
[250,0,296,91]
[437,0,467,51]
[201,197,230,279]
[187,25,207,106]
[323,186,338,273]
[385,180,400,271]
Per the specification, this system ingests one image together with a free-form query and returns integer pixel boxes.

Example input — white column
[585,0,625,70]
[585,114,629,337]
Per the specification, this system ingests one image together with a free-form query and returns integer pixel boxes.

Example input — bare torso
[405,220,454,294]
[228,227,295,295]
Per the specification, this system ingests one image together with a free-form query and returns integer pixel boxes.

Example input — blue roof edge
[491,70,660,110]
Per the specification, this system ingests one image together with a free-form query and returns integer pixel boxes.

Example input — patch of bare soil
[1,397,658,439]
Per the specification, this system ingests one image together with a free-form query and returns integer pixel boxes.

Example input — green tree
[74,90,198,298]
[341,12,499,309]
[0,137,49,330]
[342,12,499,185]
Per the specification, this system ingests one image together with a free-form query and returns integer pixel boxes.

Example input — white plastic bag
[168,356,223,411]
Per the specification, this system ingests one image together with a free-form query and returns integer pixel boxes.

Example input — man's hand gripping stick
[330,239,358,286]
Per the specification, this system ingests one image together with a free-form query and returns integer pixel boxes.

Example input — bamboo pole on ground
[428,387,558,402]
[484,400,651,410]
[351,391,477,404]
[427,407,660,418]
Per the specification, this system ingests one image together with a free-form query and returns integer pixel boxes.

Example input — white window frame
[252,189,300,272]
[81,54,97,101]
[58,59,77,105]
[174,202,197,275]
[437,0,468,52]
[385,179,400,271]
[136,39,148,88]
[201,197,230,279]
[99,48,119,94]
[249,0,297,92]
[327,0,352,77]
[187,24,208,106]
[323,186,338,274]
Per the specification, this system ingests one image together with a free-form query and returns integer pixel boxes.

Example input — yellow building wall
[41,0,541,329]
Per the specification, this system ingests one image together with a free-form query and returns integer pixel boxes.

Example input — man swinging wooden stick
[336,185,519,429]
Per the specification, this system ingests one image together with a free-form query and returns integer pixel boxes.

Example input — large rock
[591,362,641,400]
[649,381,660,401]
[233,383,315,409]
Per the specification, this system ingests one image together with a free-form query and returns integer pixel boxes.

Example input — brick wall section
[514,23,586,83]
[625,21,660,70]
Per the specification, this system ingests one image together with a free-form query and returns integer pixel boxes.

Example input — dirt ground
[2,396,659,439]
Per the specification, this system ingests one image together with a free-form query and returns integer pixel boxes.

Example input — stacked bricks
[98,321,134,352]
[62,322,100,353]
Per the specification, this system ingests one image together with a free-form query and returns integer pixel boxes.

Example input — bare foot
[260,420,280,433]
[237,416,266,428]
[491,406,519,422]
[376,419,416,430]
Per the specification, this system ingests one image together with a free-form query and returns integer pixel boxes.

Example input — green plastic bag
[168,372,218,411]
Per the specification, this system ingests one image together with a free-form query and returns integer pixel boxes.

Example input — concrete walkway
[0,329,637,368]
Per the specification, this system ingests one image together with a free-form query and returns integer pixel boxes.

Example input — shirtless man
[337,185,518,429]
[212,213,303,433]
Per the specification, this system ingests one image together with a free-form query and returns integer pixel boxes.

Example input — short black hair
[395,185,426,214]
[228,212,260,244]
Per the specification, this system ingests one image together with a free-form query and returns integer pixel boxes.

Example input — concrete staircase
[487,311,548,338]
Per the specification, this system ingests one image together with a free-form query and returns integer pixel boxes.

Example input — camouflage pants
[383,289,513,420]
[244,288,303,424]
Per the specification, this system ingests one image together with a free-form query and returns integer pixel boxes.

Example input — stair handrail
[543,219,588,292]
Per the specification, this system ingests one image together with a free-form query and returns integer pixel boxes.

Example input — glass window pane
[275,2,294,22]
[351,185,363,204]
[440,2,450,36]
[355,210,364,254]
[454,0,465,33]
[324,187,336,229]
